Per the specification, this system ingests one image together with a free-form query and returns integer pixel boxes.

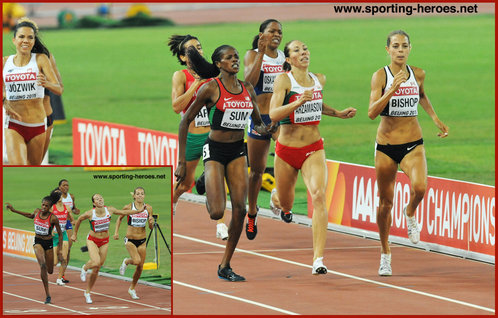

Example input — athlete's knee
[208,208,224,220]
[249,168,264,180]
[378,198,393,215]
[39,262,47,272]
[411,181,427,199]
[231,203,247,219]
[309,188,326,208]
[130,256,141,266]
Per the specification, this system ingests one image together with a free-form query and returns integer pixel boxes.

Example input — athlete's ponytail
[13,18,50,57]
[187,44,233,79]
[168,34,199,65]
[282,40,293,72]
[251,19,282,50]
[48,188,62,205]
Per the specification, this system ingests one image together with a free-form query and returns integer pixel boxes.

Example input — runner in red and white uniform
[5,194,64,304]
[269,40,356,275]
[175,44,271,282]
[71,194,143,304]
[2,18,62,165]
[168,34,229,241]
[114,187,154,299]
[50,188,71,286]
[368,30,449,276]
[58,179,79,283]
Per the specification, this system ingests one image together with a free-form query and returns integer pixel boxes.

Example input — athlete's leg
[375,151,398,255]
[400,146,427,217]
[4,129,28,165]
[272,155,299,212]
[124,241,140,266]
[204,160,227,221]
[34,244,50,298]
[58,241,69,279]
[130,243,147,290]
[301,150,328,261]
[247,137,271,216]
[26,132,46,165]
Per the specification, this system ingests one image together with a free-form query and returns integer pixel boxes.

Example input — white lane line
[174,233,495,314]
[3,271,170,312]
[173,280,299,315]
[3,291,90,315]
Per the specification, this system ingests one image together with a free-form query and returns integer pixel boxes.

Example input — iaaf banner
[307,160,495,257]
[73,118,179,167]
[3,227,36,259]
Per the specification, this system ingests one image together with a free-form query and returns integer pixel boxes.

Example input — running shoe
[216,223,229,240]
[378,253,392,276]
[44,296,51,304]
[281,210,293,223]
[245,211,258,240]
[312,257,328,275]
[80,265,87,282]
[119,258,128,275]
[404,207,420,244]
[269,188,281,216]
[56,278,65,286]
[128,288,140,300]
[61,276,69,283]
[84,291,93,304]
[217,264,245,282]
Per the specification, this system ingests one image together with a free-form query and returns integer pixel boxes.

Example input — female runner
[71,194,143,303]
[244,19,285,239]
[114,187,154,299]
[175,44,270,281]
[368,30,448,276]
[5,195,64,304]
[58,179,79,283]
[168,34,229,240]
[269,40,356,274]
[3,18,62,165]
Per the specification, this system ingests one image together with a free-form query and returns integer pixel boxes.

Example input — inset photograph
[3,166,171,314]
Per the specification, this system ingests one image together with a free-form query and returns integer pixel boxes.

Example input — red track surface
[173,200,495,315]
[3,255,171,315]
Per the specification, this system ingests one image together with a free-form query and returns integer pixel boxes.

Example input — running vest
[34,211,53,236]
[253,49,285,95]
[127,202,149,227]
[61,193,74,211]
[181,69,210,127]
[380,65,419,117]
[209,78,253,130]
[280,72,323,125]
[3,53,45,101]
[89,207,111,233]
[52,204,68,232]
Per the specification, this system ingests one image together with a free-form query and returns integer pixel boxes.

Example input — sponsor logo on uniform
[5,72,36,82]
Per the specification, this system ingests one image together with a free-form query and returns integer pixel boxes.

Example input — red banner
[3,227,36,259]
[72,118,179,167]
[307,160,495,257]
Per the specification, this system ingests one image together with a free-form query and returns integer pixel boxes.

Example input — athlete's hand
[434,117,449,138]
[5,203,13,211]
[338,107,357,119]
[113,234,119,240]
[266,122,278,134]
[174,162,187,189]
[257,33,269,53]
[4,103,22,121]
[70,234,77,242]
[37,73,48,87]
[391,70,407,93]
[253,123,269,135]
[297,90,314,107]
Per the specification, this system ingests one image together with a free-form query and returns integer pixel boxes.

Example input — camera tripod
[146,215,171,269]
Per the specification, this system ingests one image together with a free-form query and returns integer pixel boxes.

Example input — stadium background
[2,2,494,215]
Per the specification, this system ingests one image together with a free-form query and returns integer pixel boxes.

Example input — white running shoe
[80,265,87,282]
[404,207,420,244]
[128,288,139,300]
[119,258,128,275]
[312,257,328,275]
[56,278,65,286]
[216,223,229,240]
[378,253,392,276]
[269,188,281,216]
[84,291,93,304]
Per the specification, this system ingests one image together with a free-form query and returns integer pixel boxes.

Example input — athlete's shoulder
[409,65,426,79]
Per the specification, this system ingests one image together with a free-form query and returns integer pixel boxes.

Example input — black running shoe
[246,214,258,240]
[61,276,69,283]
[218,265,245,282]
[281,210,293,223]
[44,296,51,304]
